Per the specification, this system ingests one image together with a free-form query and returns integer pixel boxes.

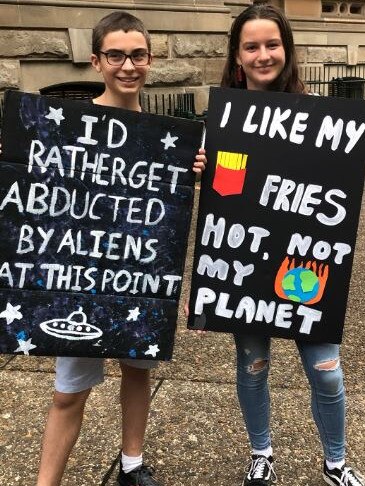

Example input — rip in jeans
[247,358,269,375]
[314,358,340,371]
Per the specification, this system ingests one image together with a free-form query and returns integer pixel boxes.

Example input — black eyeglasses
[99,50,151,67]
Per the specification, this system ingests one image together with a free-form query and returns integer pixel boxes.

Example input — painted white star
[161,132,179,150]
[14,338,37,356]
[0,303,23,325]
[127,307,140,322]
[45,106,65,126]
[144,344,160,358]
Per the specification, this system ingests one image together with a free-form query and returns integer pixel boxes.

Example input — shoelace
[341,467,364,486]
[245,456,277,482]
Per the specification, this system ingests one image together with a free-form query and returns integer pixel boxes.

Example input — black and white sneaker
[244,455,277,485]
[323,461,365,486]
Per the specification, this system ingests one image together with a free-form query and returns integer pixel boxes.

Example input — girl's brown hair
[221,3,305,93]
[92,11,151,55]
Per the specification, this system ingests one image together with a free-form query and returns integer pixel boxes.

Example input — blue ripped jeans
[234,334,345,462]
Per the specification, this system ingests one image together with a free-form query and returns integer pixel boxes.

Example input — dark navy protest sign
[0,90,203,359]
[188,87,365,343]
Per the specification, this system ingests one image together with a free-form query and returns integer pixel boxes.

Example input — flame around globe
[275,257,329,305]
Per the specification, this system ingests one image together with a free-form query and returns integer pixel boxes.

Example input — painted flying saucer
[39,307,102,341]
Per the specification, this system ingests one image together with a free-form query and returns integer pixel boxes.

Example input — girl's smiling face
[236,18,286,91]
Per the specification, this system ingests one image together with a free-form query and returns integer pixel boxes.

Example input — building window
[350,3,363,13]
[322,1,365,16]
[322,2,337,12]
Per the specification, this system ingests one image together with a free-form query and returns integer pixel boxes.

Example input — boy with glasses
[37,11,206,486]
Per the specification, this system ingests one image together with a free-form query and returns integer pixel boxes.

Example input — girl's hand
[193,147,207,174]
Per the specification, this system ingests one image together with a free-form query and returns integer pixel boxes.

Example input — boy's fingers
[183,302,189,317]
[194,152,207,173]
[192,147,207,174]
[188,329,208,336]
[184,302,207,334]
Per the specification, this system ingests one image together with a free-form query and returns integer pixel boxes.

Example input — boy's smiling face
[91,29,151,106]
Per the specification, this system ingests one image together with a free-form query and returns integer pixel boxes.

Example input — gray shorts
[55,357,158,393]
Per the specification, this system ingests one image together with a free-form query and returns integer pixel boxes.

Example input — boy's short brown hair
[92,11,151,55]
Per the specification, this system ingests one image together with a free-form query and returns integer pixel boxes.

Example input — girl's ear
[91,54,102,73]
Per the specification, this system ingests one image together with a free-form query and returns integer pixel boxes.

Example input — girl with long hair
[220,4,364,486]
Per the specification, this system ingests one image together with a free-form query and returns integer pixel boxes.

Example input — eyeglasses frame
[99,50,151,67]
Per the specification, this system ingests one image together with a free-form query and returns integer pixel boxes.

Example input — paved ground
[0,188,364,486]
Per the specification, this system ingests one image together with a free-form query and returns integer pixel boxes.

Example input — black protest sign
[0,90,203,359]
[188,87,365,343]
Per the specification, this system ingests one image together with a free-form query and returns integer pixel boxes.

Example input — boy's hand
[184,301,190,317]
[183,300,207,335]
[193,147,207,174]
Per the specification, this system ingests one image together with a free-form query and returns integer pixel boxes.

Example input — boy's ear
[91,53,102,73]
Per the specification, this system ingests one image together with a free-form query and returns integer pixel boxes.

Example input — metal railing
[140,91,197,119]
[302,63,365,98]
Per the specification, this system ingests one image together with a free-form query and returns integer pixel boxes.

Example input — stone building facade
[1,0,365,112]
